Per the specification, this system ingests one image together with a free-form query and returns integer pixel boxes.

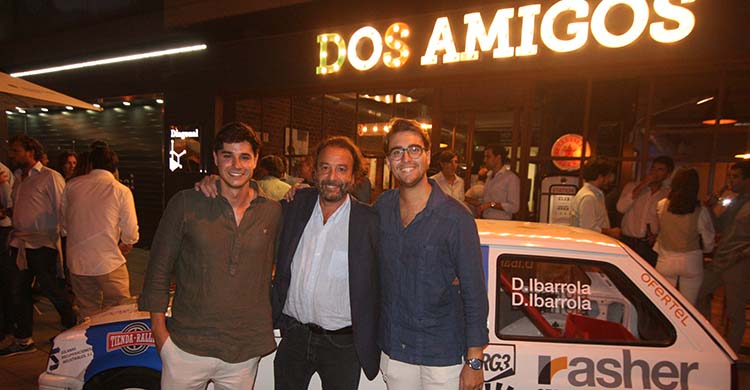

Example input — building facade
[2,0,748,242]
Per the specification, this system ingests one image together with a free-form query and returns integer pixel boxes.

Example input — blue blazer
[272,187,381,380]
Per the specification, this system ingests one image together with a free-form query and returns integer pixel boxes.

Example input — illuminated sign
[317,23,411,74]
[170,128,199,139]
[169,126,200,172]
[317,0,696,74]
[551,133,591,171]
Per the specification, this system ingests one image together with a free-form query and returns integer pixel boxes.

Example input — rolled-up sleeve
[138,192,185,313]
[616,182,637,214]
[451,214,489,348]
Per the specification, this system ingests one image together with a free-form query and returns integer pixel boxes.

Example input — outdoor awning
[0,72,102,111]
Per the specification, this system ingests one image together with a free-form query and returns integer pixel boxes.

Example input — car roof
[476,220,626,256]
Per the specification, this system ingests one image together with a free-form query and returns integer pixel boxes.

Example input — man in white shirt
[62,146,139,320]
[0,135,76,357]
[430,151,465,203]
[0,162,14,341]
[571,158,621,238]
[465,167,488,216]
[272,137,380,389]
[616,156,674,266]
[478,144,520,220]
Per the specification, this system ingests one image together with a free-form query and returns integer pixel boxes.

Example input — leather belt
[304,322,353,335]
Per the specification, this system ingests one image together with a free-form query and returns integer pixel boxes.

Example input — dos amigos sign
[316,0,696,75]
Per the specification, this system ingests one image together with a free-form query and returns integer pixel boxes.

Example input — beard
[9,157,28,171]
[317,179,351,202]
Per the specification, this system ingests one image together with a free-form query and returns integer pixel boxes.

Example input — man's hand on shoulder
[282,183,307,202]
[194,175,220,198]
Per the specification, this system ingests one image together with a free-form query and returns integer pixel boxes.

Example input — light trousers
[160,337,260,390]
[70,263,132,319]
[380,352,462,390]
[655,250,704,306]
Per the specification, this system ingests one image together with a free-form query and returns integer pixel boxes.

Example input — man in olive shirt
[139,122,282,389]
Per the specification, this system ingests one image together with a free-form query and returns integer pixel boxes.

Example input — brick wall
[235,95,358,157]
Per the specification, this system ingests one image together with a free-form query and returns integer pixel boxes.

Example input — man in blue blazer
[272,136,380,389]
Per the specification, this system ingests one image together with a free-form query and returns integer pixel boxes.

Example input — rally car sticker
[83,319,161,382]
[484,344,516,382]
[536,350,699,389]
[47,328,93,374]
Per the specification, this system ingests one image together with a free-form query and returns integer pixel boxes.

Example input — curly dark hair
[314,136,364,177]
[383,118,431,153]
[436,150,458,164]
[213,122,261,154]
[9,135,44,161]
[581,158,614,182]
[667,168,699,215]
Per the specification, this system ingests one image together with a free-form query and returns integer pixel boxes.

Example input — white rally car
[39,220,738,390]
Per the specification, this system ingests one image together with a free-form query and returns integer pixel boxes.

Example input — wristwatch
[466,358,483,370]
[490,202,497,209]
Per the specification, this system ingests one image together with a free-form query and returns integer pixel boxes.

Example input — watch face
[467,358,482,370]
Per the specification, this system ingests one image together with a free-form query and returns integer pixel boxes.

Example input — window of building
[495,254,675,346]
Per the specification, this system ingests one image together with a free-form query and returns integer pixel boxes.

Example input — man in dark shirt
[375,118,488,390]
[139,122,282,389]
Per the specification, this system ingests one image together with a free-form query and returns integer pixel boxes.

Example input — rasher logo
[538,350,699,389]
[538,355,568,384]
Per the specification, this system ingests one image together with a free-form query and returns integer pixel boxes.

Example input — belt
[304,322,353,335]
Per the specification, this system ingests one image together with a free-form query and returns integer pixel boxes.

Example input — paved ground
[0,248,148,390]
[1,248,750,389]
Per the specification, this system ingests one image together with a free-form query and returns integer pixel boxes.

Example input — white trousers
[160,337,260,390]
[380,352,463,390]
[655,249,704,305]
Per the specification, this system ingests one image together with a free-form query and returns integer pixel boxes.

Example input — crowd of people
[0,136,139,357]
[140,119,488,390]
[0,121,747,389]
[570,156,750,353]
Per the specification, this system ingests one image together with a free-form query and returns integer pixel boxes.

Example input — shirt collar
[215,179,269,203]
[15,161,43,177]
[584,182,605,197]
[313,193,351,223]
[424,178,451,213]
[490,165,509,179]
[88,169,115,179]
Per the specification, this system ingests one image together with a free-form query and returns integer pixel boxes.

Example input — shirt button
[401,344,406,349]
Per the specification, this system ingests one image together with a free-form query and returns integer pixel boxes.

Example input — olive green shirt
[138,182,282,363]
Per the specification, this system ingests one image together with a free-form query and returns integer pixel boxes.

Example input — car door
[481,245,734,390]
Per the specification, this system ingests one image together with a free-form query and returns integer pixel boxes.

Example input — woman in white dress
[653,168,715,305]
